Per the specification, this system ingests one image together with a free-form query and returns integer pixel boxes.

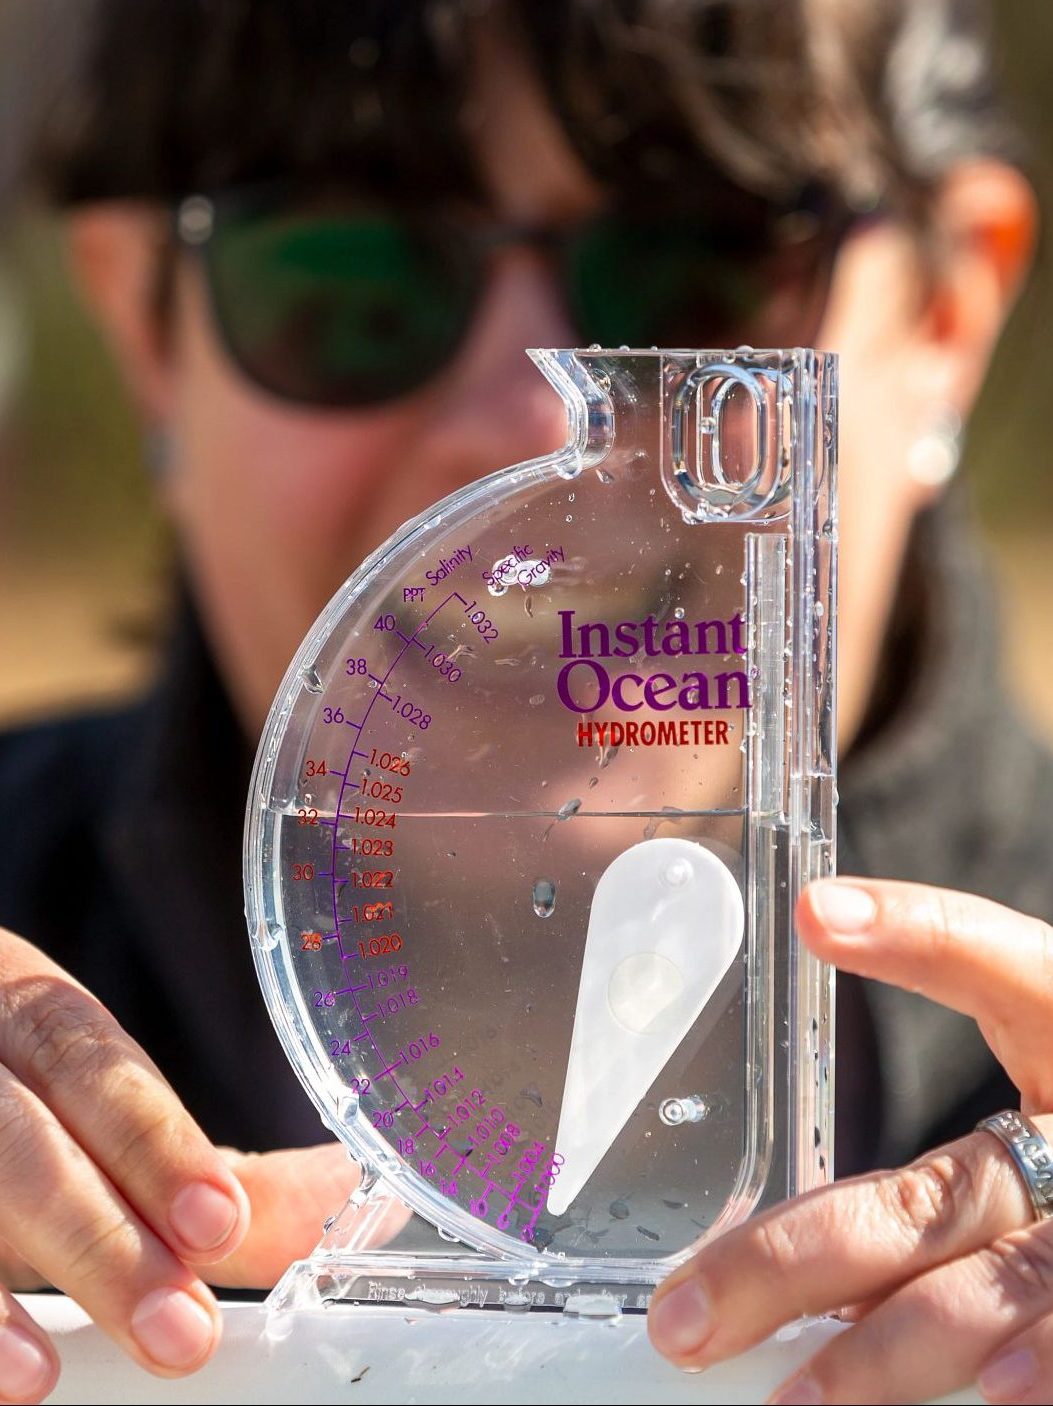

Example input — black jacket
[0,497,1045,1172]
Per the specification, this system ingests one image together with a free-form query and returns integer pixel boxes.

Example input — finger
[647,1119,1047,1371]
[0,929,249,1263]
[797,878,1051,1030]
[978,1311,1053,1405]
[209,1144,410,1288]
[0,1290,59,1405]
[768,1219,1053,1405]
[0,1063,221,1378]
[0,1240,45,1294]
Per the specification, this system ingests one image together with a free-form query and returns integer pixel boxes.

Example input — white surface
[24,1296,983,1406]
[550,838,744,1214]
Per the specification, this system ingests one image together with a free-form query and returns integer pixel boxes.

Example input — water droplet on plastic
[557,797,582,820]
[650,592,673,625]
[404,1287,460,1313]
[532,879,557,917]
[775,1320,806,1343]
[563,1294,622,1321]
[300,665,324,693]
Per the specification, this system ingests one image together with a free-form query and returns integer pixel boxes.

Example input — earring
[907,408,962,488]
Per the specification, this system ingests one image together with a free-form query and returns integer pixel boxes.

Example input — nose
[411,248,576,488]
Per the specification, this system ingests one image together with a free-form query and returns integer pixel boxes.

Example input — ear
[65,203,176,424]
[913,159,1037,435]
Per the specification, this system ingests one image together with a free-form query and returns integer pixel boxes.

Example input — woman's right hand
[0,924,361,1402]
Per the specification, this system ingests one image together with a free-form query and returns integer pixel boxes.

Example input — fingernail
[649,1279,712,1358]
[810,881,876,935]
[0,1324,51,1399]
[769,1375,823,1405]
[169,1182,240,1252]
[979,1349,1037,1403]
[131,1287,217,1371]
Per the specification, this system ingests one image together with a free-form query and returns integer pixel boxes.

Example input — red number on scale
[358,933,403,957]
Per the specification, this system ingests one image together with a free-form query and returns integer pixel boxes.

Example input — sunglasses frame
[173,180,861,410]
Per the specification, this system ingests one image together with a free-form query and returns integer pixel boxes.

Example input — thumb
[796,877,1051,1028]
[204,1143,406,1288]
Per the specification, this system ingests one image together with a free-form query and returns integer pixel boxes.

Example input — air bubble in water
[529,693,544,706]
[532,879,557,918]
[596,469,615,484]
[557,797,582,820]
[299,665,324,693]
[673,606,685,620]
[524,595,534,618]
[565,514,573,523]
[488,580,508,598]
[588,776,598,789]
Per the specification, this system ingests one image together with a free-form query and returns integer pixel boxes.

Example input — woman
[0,1,1047,1401]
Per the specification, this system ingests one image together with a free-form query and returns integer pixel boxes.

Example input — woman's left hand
[647,877,1053,1405]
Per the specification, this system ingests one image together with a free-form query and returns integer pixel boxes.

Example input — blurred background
[0,2,1051,737]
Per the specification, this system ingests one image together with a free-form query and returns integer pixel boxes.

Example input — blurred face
[69,38,1032,743]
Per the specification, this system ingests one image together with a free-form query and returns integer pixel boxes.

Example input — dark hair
[4,0,1015,220]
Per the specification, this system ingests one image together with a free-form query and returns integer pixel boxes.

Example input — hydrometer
[244,347,837,1312]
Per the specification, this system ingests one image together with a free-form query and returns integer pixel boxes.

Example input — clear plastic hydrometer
[244,347,837,1314]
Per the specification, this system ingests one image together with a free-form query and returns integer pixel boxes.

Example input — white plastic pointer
[547,838,744,1217]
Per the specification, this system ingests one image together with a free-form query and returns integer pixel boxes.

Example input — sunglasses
[175,183,853,410]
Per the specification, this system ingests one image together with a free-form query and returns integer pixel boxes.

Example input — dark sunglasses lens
[204,213,476,408]
[567,217,771,348]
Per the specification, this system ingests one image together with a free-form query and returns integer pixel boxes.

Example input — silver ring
[977,1110,1053,1221]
